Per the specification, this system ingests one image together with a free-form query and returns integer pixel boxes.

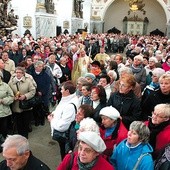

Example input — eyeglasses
[78,145,95,154]
[152,112,167,119]
[119,83,129,88]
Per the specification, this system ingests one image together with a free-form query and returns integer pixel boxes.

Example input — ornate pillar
[36,0,46,12]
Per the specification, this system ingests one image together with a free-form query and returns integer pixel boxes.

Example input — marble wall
[35,13,57,38]
[71,18,83,34]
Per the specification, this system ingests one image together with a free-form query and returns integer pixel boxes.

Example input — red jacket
[100,121,128,159]
[57,152,114,170]
[145,121,170,152]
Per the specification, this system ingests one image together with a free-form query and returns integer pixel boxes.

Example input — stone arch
[98,0,170,23]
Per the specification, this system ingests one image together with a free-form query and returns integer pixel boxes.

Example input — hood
[125,139,153,154]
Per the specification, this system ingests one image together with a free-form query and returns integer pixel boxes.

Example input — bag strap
[70,103,77,113]
[133,153,150,170]
[67,152,74,170]
[16,82,19,91]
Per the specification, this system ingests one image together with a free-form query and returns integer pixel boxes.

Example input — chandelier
[130,4,138,11]
[125,0,146,15]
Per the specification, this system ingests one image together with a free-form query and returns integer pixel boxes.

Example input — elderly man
[0,135,50,170]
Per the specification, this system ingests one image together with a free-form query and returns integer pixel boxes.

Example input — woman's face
[127,129,140,146]
[78,141,99,164]
[160,79,170,95]
[77,81,83,91]
[101,116,115,128]
[75,108,85,123]
[90,89,99,101]
[151,74,159,83]
[81,86,90,97]
[151,110,169,125]
[133,57,142,67]
[119,81,132,94]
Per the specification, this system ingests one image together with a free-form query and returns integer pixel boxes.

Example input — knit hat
[84,73,96,81]
[99,106,120,120]
[78,131,106,153]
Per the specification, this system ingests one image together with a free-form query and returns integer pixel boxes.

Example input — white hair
[107,70,117,80]
[79,118,100,135]
[2,135,30,155]
[152,68,165,79]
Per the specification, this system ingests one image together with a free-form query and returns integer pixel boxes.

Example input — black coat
[108,90,142,129]
[141,89,170,121]
[2,69,11,83]
[8,51,23,66]
[0,152,50,170]
[93,102,106,125]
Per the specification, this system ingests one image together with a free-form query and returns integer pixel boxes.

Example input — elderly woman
[65,105,94,154]
[110,121,154,170]
[76,77,88,98]
[107,70,117,92]
[8,67,36,138]
[0,72,14,141]
[90,85,107,124]
[99,106,128,160]
[31,61,51,126]
[108,74,142,129]
[84,73,97,86]
[142,68,165,112]
[142,73,170,120]
[113,67,141,99]
[130,55,146,91]
[145,103,170,160]
[78,82,92,108]
[46,53,62,85]
[57,131,114,170]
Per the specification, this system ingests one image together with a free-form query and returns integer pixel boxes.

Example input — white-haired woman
[142,68,165,110]
[142,73,170,120]
[110,121,154,170]
[107,70,117,92]
[146,103,170,160]
[130,55,146,91]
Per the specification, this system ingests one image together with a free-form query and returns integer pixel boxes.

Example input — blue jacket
[110,139,154,170]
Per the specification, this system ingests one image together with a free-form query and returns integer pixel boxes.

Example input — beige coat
[0,80,14,117]
[8,75,36,113]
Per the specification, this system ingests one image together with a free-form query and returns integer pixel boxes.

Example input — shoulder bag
[16,82,41,110]
[52,103,77,142]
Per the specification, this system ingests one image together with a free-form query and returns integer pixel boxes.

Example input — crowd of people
[0,32,170,169]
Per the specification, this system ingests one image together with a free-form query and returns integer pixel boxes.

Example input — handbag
[52,103,77,142]
[52,129,68,142]
[16,82,41,110]
[19,95,42,110]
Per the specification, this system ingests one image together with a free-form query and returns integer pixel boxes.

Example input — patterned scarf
[77,156,98,170]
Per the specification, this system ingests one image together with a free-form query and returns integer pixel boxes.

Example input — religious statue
[74,0,83,18]
[45,0,55,14]
[0,0,18,36]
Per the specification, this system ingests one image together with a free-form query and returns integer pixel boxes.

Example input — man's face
[3,147,29,170]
